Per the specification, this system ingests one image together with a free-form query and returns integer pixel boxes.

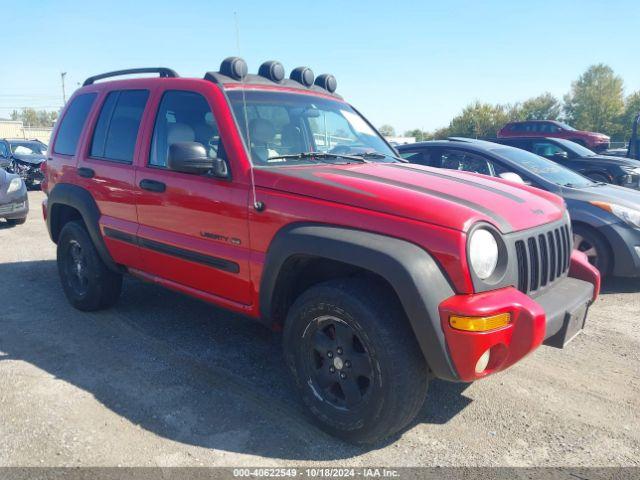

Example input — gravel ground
[0,191,638,467]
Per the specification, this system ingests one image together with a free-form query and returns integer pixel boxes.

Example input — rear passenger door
[77,89,150,269]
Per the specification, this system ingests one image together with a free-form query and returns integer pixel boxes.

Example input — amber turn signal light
[449,313,511,332]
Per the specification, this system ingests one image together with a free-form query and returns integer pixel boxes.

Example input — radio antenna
[234,12,263,212]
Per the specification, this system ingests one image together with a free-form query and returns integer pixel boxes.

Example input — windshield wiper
[350,151,409,163]
[266,152,368,163]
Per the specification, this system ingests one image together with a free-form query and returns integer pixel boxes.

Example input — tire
[586,173,610,184]
[6,217,26,226]
[283,278,429,444]
[57,220,122,311]
[573,224,611,277]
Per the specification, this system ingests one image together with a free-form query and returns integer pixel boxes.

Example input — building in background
[0,120,52,144]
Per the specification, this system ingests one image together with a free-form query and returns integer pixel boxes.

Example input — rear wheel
[57,220,122,311]
[573,224,611,276]
[283,278,429,444]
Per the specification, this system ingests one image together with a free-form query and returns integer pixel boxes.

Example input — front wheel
[573,224,611,276]
[283,278,429,444]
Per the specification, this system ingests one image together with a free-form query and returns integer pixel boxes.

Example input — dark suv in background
[495,137,640,189]
[0,138,47,188]
[498,120,610,152]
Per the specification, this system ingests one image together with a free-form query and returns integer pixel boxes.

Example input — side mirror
[553,151,569,160]
[167,142,229,178]
[499,172,526,184]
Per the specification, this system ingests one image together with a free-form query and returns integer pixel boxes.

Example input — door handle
[139,179,166,193]
[77,167,95,178]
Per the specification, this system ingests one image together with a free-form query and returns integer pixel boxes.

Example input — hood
[565,183,640,210]
[255,163,565,233]
[12,152,46,165]
[584,131,610,139]
[583,154,640,168]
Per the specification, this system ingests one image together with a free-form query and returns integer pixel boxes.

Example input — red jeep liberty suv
[42,59,600,444]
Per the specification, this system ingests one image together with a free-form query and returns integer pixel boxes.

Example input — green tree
[404,128,432,141]
[620,91,640,141]
[8,108,58,127]
[378,124,396,137]
[517,93,562,120]
[563,64,624,137]
[444,101,510,138]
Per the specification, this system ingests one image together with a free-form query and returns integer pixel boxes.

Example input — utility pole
[60,72,67,104]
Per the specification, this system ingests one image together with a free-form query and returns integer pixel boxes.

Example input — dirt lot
[0,190,638,467]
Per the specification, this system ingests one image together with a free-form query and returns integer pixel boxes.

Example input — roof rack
[83,67,179,86]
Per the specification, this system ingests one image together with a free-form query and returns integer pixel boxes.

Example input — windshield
[552,138,596,156]
[9,141,47,155]
[227,90,397,166]
[556,122,576,131]
[491,147,596,188]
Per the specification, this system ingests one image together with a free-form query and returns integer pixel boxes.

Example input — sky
[1,0,638,133]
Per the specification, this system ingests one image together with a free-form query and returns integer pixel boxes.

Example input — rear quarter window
[53,93,97,156]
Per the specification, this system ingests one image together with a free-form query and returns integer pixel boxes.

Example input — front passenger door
[135,89,252,305]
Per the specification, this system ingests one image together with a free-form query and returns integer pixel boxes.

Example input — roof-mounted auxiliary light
[220,57,248,80]
[290,66,314,87]
[258,60,285,83]
[314,74,337,93]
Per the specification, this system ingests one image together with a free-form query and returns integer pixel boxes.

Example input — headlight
[7,177,23,194]
[591,201,640,229]
[468,228,499,280]
[621,166,640,175]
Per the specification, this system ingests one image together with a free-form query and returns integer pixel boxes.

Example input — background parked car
[0,138,47,189]
[497,120,610,152]
[0,167,28,226]
[397,138,640,277]
[494,136,640,189]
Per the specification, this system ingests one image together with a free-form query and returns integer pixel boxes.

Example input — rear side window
[400,149,432,166]
[53,93,97,155]
[90,90,149,163]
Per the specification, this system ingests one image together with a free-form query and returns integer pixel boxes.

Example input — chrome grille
[515,223,571,295]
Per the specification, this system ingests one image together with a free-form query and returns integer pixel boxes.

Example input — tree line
[9,108,58,128]
[384,64,639,143]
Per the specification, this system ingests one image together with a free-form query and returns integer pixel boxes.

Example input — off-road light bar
[258,61,285,83]
[314,73,337,93]
[290,66,314,87]
[220,57,248,81]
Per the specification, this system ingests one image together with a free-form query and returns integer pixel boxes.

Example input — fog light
[449,313,511,332]
[475,349,491,374]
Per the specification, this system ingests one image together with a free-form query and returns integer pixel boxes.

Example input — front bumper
[11,161,44,185]
[590,140,610,152]
[598,221,640,277]
[0,194,29,220]
[438,250,599,382]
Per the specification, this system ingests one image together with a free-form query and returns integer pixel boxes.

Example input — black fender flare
[47,183,120,272]
[260,223,459,381]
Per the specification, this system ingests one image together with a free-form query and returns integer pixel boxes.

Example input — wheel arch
[571,220,614,275]
[47,183,120,272]
[260,222,459,381]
